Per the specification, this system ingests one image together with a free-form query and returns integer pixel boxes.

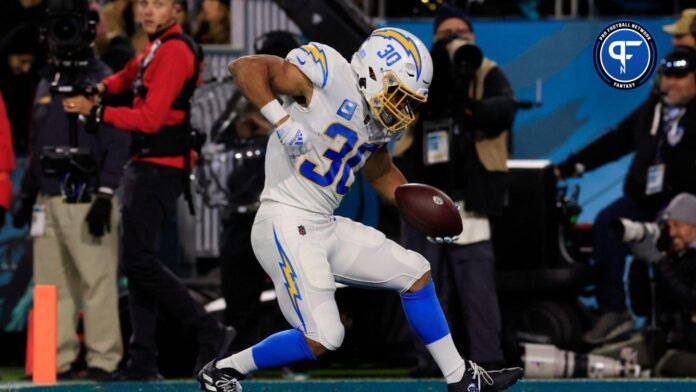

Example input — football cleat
[197,360,244,392]
[447,361,523,392]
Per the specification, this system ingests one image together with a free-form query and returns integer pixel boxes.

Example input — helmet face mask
[369,72,426,132]
[351,27,433,134]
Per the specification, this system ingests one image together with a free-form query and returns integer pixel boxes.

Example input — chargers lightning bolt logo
[299,44,329,88]
[273,227,307,332]
[371,28,422,80]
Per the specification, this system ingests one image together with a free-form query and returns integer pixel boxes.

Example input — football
[395,183,463,237]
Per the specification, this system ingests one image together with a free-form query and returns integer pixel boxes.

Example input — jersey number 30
[299,123,377,195]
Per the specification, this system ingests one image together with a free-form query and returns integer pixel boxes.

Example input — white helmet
[351,27,433,132]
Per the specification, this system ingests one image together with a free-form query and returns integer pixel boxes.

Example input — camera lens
[452,43,483,73]
[51,17,80,44]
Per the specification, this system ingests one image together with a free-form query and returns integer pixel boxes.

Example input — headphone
[690,14,696,37]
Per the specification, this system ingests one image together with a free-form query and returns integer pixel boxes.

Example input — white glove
[427,203,462,244]
[275,118,312,159]
[427,235,460,244]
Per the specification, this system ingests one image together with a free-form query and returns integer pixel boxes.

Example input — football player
[198,28,523,392]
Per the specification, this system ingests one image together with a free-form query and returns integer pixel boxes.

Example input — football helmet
[351,27,433,132]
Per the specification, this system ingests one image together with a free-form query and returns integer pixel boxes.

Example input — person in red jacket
[0,92,14,227]
[63,0,232,380]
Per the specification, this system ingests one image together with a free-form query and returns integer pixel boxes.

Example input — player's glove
[275,118,312,159]
[427,202,462,244]
[427,235,460,244]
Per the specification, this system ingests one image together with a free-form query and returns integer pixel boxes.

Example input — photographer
[602,193,696,376]
[556,46,696,345]
[11,19,128,379]
[397,3,515,373]
[63,0,231,379]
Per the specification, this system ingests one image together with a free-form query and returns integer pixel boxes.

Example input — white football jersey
[260,42,391,214]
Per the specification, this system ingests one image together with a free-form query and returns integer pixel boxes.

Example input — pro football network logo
[593,21,657,89]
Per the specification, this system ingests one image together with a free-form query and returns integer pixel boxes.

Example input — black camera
[427,34,484,118]
[43,0,99,95]
[443,36,483,79]
[43,0,97,70]
[39,0,99,202]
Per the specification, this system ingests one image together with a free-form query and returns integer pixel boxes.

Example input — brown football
[395,183,462,237]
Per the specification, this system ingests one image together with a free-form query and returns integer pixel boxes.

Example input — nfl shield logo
[298,226,307,236]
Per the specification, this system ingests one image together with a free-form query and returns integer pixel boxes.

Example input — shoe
[195,324,237,374]
[57,368,80,380]
[583,311,635,345]
[116,366,164,381]
[447,361,523,392]
[85,367,118,382]
[197,360,244,392]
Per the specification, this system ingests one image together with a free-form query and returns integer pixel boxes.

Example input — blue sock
[251,329,316,369]
[401,281,465,383]
[400,280,450,344]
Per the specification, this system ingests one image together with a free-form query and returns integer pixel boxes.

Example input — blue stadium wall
[337,17,673,224]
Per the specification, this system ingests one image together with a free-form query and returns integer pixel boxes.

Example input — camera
[43,0,97,73]
[443,36,483,79]
[39,0,99,203]
[611,218,672,253]
[611,218,662,243]
[522,343,644,379]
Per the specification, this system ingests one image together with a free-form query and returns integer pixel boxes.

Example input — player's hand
[427,235,460,244]
[275,117,312,159]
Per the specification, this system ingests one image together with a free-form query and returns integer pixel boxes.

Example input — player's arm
[364,146,407,206]
[228,55,312,126]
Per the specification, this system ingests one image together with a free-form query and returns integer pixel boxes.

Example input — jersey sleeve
[286,42,338,90]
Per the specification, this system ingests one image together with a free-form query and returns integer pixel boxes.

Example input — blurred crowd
[0,0,231,159]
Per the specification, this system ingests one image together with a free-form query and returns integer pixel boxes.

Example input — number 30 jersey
[260,42,387,215]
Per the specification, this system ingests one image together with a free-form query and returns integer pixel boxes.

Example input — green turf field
[3,379,696,391]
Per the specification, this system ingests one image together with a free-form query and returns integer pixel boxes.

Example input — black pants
[401,219,504,365]
[219,213,267,347]
[119,161,213,372]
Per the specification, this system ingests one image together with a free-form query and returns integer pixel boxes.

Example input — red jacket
[102,24,199,169]
[0,92,15,209]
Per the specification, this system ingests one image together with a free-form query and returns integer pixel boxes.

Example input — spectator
[63,0,233,379]
[663,9,696,48]
[0,23,41,155]
[0,0,44,38]
[397,3,515,373]
[0,93,14,228]
[98,0,136,72]
[193,0,230,44]
[556,46,696,345]
[11,47,128,381]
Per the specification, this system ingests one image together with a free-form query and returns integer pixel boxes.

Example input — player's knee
[307,316,345,352]
[304,336,328,357]
[406,270,432,293]
[317,321,345,351]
